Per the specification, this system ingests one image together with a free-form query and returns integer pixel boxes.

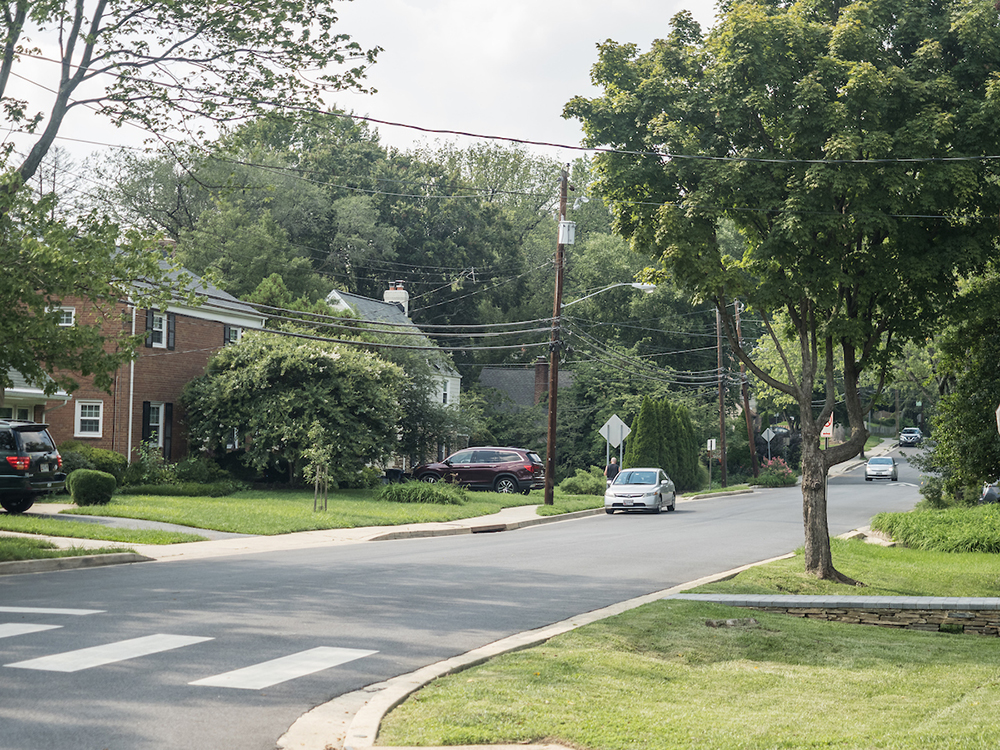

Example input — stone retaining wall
[755,606,1000,636]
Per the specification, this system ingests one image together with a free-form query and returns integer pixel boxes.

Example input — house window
[442,380,449,405]
[0,406,30,421]
[142,401,173,459]
[150,312,165,348]
[224,324,242,345]
[57,307,75,326]
[75,401,103,437]
[145,310,175,350]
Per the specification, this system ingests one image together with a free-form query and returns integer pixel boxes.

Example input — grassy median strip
[61,489,601,535]
[0,514,205,545]
[0,536,134,562]
[378,537,1000,750]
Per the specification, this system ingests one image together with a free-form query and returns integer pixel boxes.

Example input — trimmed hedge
[116,481,243,497]
[71,469,117,506]
[377,482,468,505]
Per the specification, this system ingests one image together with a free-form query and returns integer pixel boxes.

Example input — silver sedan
[605,467,676,514]
[865,456,898,481]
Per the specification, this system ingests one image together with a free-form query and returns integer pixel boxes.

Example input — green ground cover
[0,536,132,562]
[378,530,1000,750]
[0,514,205,544]
[60,488,601,535]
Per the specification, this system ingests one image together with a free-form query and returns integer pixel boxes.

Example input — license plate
[624,497,633,506]
[40,463,50,473]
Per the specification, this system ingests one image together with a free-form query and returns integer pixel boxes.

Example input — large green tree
[1,1,376,400]
[566,0,1000,580]
[183,331,404,483]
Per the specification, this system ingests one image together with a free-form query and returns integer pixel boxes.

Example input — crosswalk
[1,607,378,690]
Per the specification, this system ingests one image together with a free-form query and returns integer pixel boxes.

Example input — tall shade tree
[2,1,378,185]
[566,0,1000,581]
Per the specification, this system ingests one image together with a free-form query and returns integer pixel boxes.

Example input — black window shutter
[223,324,230,345]
[141,401,151,442]
[167,313,176,350]
[145,309,154,347]
[163,403,173,460]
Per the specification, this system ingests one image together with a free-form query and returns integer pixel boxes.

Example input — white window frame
[442,379,449,405]
[57,307,75,326]
[225,326,242,345]
[150,312,166,348]
[0,406,30,421]
[75,400,103,438]
[147,402,164,448]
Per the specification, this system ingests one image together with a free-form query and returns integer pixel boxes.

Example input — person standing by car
[604,456,620,482]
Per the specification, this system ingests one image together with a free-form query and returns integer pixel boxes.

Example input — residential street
[0,452,921,750]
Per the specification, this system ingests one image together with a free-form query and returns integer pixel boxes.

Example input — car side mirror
[443,459,452,466]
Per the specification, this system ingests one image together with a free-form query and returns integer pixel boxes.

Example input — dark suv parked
[413,447,544,494]
[0,421,66,513]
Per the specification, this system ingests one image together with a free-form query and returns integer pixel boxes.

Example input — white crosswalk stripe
[190,646,378,690]
[4,634,213,672]
[0,624,62,639]
[0,606,103,616]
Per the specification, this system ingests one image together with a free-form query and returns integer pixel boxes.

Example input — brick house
[42,271,264,461]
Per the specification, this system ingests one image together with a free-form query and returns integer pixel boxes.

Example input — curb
[0,552,154,576]
[367,507,606,541]
[277,552,796,750]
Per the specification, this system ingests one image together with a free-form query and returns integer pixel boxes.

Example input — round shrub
[84,447,127,483]
[377,482,467,505]
[60,450,95,477]
[71,469,117,506]
[174,455,230,484]
[558,466,607,496]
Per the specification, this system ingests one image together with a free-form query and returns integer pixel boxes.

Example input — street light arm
[561,282,655,309]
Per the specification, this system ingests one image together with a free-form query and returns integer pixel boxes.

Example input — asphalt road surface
[0,450,922,750]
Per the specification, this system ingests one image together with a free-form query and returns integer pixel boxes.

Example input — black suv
[413,447,545,494]
[0,421,66,513]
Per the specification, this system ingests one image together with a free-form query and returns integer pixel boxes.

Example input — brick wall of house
[44,301,229,462]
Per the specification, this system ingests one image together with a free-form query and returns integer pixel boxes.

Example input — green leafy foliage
[623,397,701,491]
[557,466,606,496]
[70,469,117,506]
[872,506,1000,553]
[183,331,405,485]
[750,457,797,488]
[376,482,468,505]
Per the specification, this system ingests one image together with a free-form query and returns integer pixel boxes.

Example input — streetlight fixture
[561,282,656,309]
[542,269,657,506]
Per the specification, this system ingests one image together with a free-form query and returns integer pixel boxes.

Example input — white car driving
[605,467,676,514]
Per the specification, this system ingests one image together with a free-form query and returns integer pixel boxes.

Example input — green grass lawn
[59,487,601,535]
[0,536,135,562]
[377,537,1000,750]
[0,514,205,544]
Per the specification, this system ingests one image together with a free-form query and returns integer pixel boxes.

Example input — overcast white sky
[9,0,719,168]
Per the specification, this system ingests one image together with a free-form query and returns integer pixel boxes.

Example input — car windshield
[17,428,55,453]
[616,470,657,485]
[869,458,892,465]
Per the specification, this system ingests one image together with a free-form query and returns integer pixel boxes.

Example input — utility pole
[735,300,759,477]
[543,166,569,506]
[717,308,728,487]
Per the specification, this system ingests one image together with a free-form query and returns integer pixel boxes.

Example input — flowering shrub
[751,457,798,487]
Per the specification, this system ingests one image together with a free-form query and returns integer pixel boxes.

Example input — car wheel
[865,477,872,481]
[667,493,676,512]
[494,477,517,494]
[0,495,34,514]
[521,489,531,496]
[892,477,898,481]
[419,474,438,483]
[605,508,614,515]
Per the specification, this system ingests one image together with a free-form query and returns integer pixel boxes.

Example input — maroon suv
[413,447,544,494]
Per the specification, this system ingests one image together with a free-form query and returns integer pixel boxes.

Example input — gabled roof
[133,261,265,328]
[326,289,460,379]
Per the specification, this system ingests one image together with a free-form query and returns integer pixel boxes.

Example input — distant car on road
[865,456,898,482]
[604,467,676,514]
[981,481,1000,505]
[899,427,923,447]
